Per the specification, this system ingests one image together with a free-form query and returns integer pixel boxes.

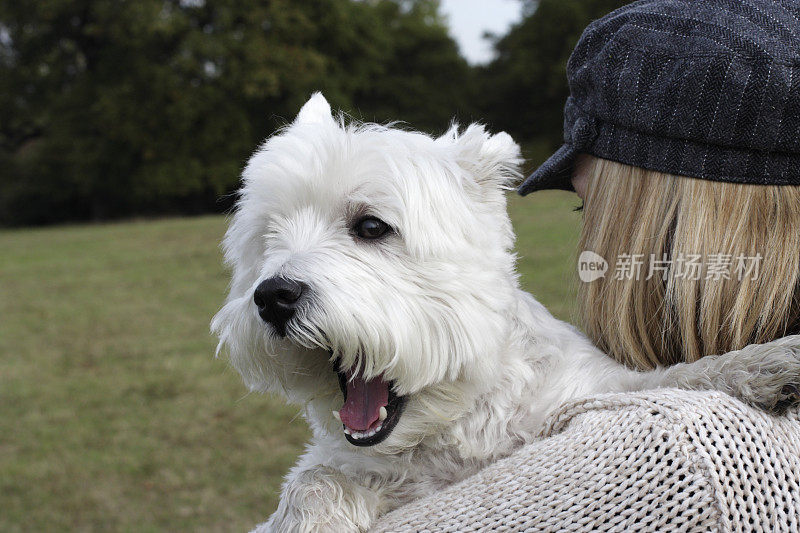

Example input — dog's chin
[330,357,407,448]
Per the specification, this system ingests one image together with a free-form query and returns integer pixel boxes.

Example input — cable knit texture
[371,389,800,532]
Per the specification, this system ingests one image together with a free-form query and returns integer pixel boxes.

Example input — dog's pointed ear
[296,92,333,125]
[442,124,522,190]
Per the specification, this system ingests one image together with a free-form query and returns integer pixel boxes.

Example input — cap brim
[517,143,577,195]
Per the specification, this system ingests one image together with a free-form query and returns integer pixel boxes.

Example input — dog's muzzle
[253,277,307,336]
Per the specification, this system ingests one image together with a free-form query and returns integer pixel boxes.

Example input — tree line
[0,0,629,226]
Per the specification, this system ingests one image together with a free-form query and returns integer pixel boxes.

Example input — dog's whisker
[235,391,254,404]
[288,409,304,424]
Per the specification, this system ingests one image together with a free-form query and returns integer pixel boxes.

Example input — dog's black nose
[254,277,306,335]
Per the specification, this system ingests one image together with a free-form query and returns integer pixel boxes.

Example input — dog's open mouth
[333,365,406,447]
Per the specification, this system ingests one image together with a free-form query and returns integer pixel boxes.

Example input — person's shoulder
[545,388,800,439]
[373,390,800,532]
[546,388,800,529]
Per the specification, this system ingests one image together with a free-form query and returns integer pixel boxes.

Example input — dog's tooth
[343,427,351,435]
[379,406,387,421]
[332,410,341,422]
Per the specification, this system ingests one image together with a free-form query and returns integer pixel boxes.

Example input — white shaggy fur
[212,93,800,532]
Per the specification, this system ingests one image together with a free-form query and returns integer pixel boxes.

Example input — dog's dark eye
[354,217,391,240]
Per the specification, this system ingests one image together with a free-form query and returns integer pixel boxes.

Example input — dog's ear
[442,124,522,190]
[296,92,334,125]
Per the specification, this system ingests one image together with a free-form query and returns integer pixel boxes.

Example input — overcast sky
[438,0,523,65]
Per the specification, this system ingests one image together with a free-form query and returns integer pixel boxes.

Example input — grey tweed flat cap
[519,0,800,195]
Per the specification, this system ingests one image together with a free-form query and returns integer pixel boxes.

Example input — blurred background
[0,0,627,530]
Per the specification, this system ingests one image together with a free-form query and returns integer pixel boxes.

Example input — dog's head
[212,93,522,452]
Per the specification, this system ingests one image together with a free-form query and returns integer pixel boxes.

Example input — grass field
[0,191,583,532]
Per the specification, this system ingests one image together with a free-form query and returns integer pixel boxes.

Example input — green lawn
[0,190,583,532]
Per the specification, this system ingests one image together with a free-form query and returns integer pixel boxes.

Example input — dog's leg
[254,464,384,533]
[631,335,800,412]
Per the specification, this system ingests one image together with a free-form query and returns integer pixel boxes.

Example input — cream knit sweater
[371,389,800,532]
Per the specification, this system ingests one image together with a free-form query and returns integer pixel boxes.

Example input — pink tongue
[339,370,389,431]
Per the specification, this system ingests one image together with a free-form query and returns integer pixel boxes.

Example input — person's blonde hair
[578,156,800,369]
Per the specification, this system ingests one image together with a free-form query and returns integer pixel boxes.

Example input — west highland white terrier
[212,93,800,532]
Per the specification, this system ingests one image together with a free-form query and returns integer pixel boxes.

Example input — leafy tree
[351,0,476,131]
[0,0,473,226]
[0,0,635,226]
[477,0,632,158]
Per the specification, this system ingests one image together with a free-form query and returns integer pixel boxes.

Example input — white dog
[212,93,800,532]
